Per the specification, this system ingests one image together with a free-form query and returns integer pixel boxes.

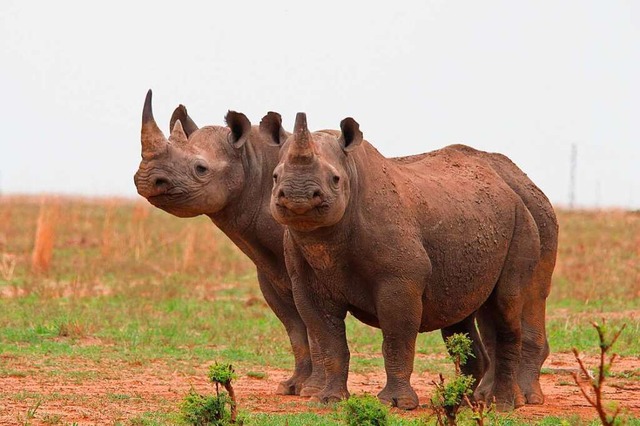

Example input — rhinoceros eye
[273,173,278,183]
[195,164,209,175]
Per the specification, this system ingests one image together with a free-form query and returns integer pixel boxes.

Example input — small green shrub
[180,389,231,426]
[445,333,474,373]
[572,321,628,426]
[180,363,238,425]
[430,333,477,425]
[432,374,475,409]
[340,394,389,426]
[209,363,237,385]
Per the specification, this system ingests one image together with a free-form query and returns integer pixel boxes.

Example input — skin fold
[264,112,555,411]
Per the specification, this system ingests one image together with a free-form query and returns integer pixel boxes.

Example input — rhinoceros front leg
[256,272,312,395]
[291,282,350,404]
[299,333,327,397]
[376,284,422,410]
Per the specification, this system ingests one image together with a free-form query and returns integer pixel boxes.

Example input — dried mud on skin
[1,353,639,425]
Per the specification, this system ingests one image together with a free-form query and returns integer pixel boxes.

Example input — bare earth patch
[1,352,638,424]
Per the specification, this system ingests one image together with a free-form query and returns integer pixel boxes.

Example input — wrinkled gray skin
[266,112,547,410]
[132,91,489,399]
[134,90,315,395]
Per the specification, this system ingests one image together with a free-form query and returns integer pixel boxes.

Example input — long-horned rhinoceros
[134,90,315,395]
[264,112,553,410]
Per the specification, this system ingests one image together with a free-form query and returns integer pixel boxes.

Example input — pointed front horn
[141,89,168,159]
[288,112,314,163]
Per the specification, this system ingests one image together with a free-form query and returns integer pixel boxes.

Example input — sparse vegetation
[179,363,238,425]
[0,197,639,424]
[18,399,41,426]
[180,389,232,426]
[31,200,58,273]
[339,394,389,426]
[430,333,476,425]
[572,320,627,426]
[246,371,267,379]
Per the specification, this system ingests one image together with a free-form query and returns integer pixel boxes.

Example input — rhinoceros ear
[338,117,363,153]
[259,112,288,146]
[170,105,199,138]
[225,111,251,148]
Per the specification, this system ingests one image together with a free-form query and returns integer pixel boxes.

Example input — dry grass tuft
[0,253,17,281]
[57,319,89,339]
[101,201,116,258]
[31,199,59,273]
[182,225,196,271]
[130,201,150,260]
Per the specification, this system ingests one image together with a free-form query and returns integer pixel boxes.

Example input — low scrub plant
[572,320,627,426]
[180,363,238,425]
[430,333,479,426]
[340,394,389,426]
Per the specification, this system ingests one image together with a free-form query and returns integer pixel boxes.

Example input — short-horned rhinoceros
[264,112,546,410]
[134,90,316,395]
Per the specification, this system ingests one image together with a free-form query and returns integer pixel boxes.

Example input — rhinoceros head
[133,90,250,218]
[263,112,363,231]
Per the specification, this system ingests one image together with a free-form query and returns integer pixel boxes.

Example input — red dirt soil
[1,352,638,425]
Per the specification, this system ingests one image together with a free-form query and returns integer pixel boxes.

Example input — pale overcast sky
[1,1,638,208]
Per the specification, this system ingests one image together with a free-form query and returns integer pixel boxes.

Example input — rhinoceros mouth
[146,190,189,207]
[273,202,331,230]
[146,194,202,218]
[147,194,169,205]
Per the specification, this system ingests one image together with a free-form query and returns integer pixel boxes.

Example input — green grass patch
[2,199,640,424]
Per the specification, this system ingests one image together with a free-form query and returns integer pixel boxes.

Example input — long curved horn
[141,90,167,159]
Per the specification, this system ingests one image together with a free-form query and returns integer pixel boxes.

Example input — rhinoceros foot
[522,380,544,405]
[310,387,349,405]
[299,385,322,397]
[377,385,419,410]
[473,379,493,404]
[276,378,304,396]
[487,382,525,412]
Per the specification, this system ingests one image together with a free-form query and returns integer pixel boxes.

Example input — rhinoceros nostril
[312,190,322,199]
[278,189,286,199]
[154,177,169,188]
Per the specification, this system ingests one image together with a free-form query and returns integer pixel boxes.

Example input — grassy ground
[0,196,639,425]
